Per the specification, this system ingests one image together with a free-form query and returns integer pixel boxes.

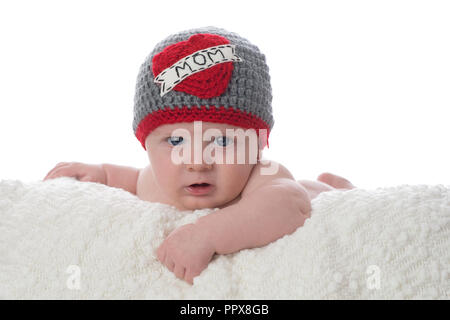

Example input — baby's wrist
[195,209,246,255]
[195,214,223,254]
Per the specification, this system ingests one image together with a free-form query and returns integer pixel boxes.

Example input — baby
[43,27,355,285]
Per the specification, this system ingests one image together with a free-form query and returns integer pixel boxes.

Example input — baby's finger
[44,167,69,180]
[44,166,62,180]
[164,256,175,272]
[156,245,166,263]
[184,270,196,285]
[54,162,70,168]
[79,175,93,182]
[43,171,53,180]
[46,166,81,180]
[173,264,186,280]
[44,162,72,180]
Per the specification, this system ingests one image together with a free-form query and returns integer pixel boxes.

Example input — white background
[0,0,449,189]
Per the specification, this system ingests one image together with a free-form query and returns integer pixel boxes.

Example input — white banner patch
[154,44,242,97]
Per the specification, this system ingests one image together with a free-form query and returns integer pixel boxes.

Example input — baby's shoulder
[241,160,297,197]
[136,164,161,202]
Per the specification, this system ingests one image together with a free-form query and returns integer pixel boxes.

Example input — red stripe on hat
[136,105,270,150]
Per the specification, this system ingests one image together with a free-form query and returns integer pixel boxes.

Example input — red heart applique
[152,33,234,99]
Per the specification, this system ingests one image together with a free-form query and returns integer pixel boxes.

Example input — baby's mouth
[185,183,214,195]
[189,183,210,187]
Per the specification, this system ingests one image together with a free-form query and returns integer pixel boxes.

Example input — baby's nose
[186,162,213,172]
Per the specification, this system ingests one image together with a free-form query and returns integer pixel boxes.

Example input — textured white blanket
[0,178,448,299]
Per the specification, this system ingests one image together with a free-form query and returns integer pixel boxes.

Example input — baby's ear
[257,134,267,150]
[144,135,152,150]
[256,139,264,162]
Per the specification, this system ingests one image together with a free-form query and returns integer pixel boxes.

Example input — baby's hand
[156,223,216,285]
[43,162,106,184]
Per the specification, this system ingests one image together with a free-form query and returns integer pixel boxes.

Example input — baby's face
[145,121,262,210]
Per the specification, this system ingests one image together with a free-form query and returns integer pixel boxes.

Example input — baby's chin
[177,196,228,211]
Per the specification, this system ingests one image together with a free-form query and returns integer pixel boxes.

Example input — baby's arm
[197,178,311,254]
[157,175,311,284]
[44,162,140,195]
[101,163,140,195]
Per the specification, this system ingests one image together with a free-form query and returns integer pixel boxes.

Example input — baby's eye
[214,136,233,147]
[167,136,184,146]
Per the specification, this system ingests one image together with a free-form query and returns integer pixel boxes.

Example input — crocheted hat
[132,26,274,150]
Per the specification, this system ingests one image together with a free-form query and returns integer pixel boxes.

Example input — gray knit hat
[133,26,274,150]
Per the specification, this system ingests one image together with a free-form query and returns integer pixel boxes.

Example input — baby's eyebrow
[156,130,187,136]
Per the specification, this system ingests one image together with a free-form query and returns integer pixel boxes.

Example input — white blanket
[0,177,448,299]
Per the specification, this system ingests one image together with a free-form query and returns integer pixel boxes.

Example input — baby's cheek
[220,173,247,197]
